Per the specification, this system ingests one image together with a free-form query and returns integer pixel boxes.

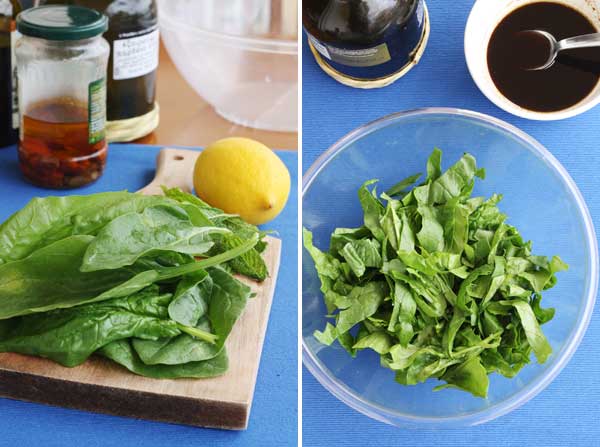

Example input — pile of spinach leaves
[303,149,567,398]
[0,187,268,379]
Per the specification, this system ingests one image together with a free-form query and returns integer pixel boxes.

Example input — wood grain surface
[0,148,282,430]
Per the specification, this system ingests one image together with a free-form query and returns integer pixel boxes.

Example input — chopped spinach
[304,149,567,397]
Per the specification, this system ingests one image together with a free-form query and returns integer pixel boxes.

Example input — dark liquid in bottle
[303,0,425,81]
[487,2,600,112]
[103,0,157,120]
[0,45,17,148]
[1,14,18,148]
[19,98,107,189]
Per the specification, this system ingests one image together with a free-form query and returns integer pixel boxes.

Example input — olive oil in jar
[44,0,159,141]
[20,98,107,188]
[303,0,430,88]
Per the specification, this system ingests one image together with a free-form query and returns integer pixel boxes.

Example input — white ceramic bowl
[157,0,298,132]
[465,0,600,121]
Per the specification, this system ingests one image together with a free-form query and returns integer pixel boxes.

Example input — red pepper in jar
[19,98,107,188]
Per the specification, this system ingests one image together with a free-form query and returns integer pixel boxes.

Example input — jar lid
[17,5,108,41]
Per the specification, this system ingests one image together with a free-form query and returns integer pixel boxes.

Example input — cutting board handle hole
[173,155,185,161]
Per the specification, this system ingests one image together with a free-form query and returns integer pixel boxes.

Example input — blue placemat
[0,144,298,447]
[302,0,600,445]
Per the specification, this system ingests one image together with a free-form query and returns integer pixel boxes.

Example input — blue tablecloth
[0,145,298,447]
[303,1,600,445]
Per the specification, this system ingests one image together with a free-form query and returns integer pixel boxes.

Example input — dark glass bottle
[44,0,158,139]
[303,0,428,87]
[0,0,21,148]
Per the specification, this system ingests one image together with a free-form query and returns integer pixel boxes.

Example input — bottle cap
[17,5,108,41]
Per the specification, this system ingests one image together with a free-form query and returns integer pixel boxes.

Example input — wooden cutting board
[0,148,282,430]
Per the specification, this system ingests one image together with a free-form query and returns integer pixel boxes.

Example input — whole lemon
[194,138,291,225]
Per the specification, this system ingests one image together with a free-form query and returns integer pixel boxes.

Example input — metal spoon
[527,30,600,70]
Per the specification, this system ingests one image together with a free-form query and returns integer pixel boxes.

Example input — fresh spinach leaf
[0,186,268,380]
[501,300,552,363]
[132,318,220,365]
[0,230,258,320]
[100,339,229,379]
[162,186,269,280]
[81,205,230,272]
[0,236,134,319]
[167,271,212,327]
[353,331,392,355]
[335,282,387,335]
[358,180,385,241]
[339,239,382,278]
[0,192,172,265]
[386,173,422,197]
[207,267,253,351]
[436,356,489,398]
[0,287,180,367]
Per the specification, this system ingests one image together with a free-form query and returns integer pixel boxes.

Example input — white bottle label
[308,35,331,60]
[308,32,392,68]
[10,27,19,129]
[112,28,159,81]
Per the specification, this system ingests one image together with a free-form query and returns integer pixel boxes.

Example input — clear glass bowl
[302,108,598,427]
[157,0,298,132]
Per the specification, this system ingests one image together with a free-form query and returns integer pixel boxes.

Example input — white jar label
[112,28,159,81]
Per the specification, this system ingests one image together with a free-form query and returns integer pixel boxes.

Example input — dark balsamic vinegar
[303,0,426,81]
[487,2,600,112]
[0,46,16,148]
[0,0,19,148]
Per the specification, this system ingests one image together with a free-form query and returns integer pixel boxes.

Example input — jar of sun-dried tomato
[15,5,109,188]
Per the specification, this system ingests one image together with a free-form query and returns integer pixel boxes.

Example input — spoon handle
[558,32,600,51]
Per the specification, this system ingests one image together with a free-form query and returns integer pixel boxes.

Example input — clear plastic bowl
[157,0,298,132]
[302,108,598,427]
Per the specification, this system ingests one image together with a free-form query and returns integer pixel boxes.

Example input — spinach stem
[177,324,219,344]
[157,234,258,281]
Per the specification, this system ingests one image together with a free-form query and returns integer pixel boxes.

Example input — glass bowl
[157,0,298,132]
[302,108,598,427]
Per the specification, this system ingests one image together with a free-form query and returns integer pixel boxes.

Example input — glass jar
[15,5,109,188]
